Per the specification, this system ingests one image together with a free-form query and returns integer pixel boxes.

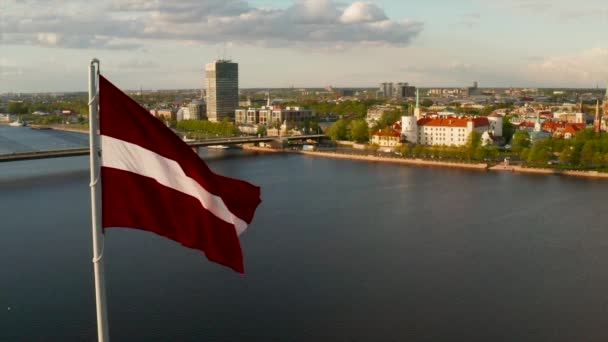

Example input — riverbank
[489,164,608,179]
[246,146,608,180]
[45,125,88,134]
[295,150,488,170]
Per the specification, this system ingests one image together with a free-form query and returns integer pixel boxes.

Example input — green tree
[374,110,402,130]
[327,119,348,141]
[474,146,488,160]
[559,147,574,165]
[502,119,516,143]
[310,121,320,134]
[511,131,531,153]
[349,119,370,143]
[527,143,551,164]
[7,101,28,114]
[580,141,596,168]
[257,125,267,136]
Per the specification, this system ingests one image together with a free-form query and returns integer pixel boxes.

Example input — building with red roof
[371,128,402,147]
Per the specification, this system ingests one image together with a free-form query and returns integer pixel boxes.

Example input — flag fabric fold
[99,75,261,273]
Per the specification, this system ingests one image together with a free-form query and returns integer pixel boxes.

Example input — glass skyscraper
[205,60,238,122]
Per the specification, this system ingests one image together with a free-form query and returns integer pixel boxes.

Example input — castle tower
[401,115,418,144]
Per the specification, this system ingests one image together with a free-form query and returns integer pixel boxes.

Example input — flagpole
[88,58,110,342]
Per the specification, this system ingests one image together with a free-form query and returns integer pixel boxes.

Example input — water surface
[1,127,608,341]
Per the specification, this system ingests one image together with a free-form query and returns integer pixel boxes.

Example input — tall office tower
[380,82,394,98]
[205,60,238,122]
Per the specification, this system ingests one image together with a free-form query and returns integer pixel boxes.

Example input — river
[2,125,608,341]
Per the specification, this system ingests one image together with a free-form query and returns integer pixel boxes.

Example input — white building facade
[401,116,494,146]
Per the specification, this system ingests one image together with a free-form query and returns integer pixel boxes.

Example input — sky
[1,0,608,92]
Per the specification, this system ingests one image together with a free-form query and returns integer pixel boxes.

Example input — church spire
[594,100,601,134]
[266,90,270,107]
[414,88,421,120]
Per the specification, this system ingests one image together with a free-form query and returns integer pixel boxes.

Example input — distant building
[235,105,314,128]
[186,100,206,120]
[206,60,238,122]
[379,83,394,98]
[371,128,402,148]
[378,82,416,99]
[366,105,402,124]
[395,83,416,99]
[401,114,495,146]
[150,109,177,121]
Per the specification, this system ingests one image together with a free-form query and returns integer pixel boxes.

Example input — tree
[396,144,411,157]
[310,121,320,134]
[580,141,596,168]
[375,110,402,129]
[527,143,551,164]
[349,119,370,143]
[327,119,348,141]
[559,148,573,165]
[511,131,530,153]
[466,131,482,149]
[502,119,516,143]
[7,101,28,114]
[421,99,433,107]
[465,131,482,159]
[474,146,488,160]
[257,125,267,136]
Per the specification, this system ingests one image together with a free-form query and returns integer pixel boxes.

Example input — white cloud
[1,0,423,49]
[340,2,387,24]
[527,48,608,86]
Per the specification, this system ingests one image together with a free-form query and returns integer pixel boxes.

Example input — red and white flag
[98,75,261,273]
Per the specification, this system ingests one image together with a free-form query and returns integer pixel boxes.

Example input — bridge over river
[0,134,326,162]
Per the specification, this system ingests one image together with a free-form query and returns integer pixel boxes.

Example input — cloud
[340,2,387,24]
[527,48,608,86]
[1,0,423,50]
[477,0,608,21]
[454,12,481,29]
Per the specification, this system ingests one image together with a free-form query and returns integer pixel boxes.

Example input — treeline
[394,131,504,161]
[520,129,608,169]
[176,120,240,137]
[326,119,369,142]
[326,109,405,143]
[288,100,383,118]
[5,99,89,115]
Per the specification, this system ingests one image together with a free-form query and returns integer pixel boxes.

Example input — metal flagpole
[88,58,110,342]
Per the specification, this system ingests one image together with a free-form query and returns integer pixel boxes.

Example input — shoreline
[243,145,608,180]
[44,125,88,134]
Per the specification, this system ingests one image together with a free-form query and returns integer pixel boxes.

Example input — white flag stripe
[101,135,248,235]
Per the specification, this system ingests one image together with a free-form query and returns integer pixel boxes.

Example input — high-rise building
[379,82,416,99]
[205,60,238,122]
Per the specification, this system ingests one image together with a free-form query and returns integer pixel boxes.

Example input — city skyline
[2,0,608,92]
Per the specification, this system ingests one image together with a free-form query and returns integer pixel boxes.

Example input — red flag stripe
[101,135,248,234]
[99,75,261,224]
[101,167,245,273]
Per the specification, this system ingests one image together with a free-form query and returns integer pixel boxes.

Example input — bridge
[0,134,327,162]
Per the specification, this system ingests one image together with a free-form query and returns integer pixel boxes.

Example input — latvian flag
[99,75,261,273]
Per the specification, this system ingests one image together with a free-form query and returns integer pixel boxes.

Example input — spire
[414,88,421,120]
[594,100,601,134]
[534,112,541,133]
[266,90,270,107]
